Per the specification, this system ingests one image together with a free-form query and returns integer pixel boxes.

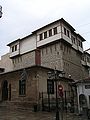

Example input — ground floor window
[19,80,26,95]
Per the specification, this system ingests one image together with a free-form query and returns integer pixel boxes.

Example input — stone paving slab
[0,107,88,120]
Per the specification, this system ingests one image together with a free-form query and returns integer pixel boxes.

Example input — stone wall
[12,51,35,70]
[0,53,13,72]
[40,41,85,81]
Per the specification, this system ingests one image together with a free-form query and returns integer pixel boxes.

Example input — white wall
[20,35,36,55]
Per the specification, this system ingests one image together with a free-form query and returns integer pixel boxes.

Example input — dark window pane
[64,27,66,35]
[15,45,17,51]
[53,27,57,35]
[49,29,52,37]
[39,34,43,40]
[44,31,47,39]
[12,46,14,52]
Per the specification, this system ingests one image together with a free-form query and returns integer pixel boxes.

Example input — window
[49,29,52,37]
[78,41,82,48]
[39,33,43,40]
[71,36,76,44]
[15,45,17,51]
[11,45,18,52]
[81,42,82,48]
[53,27,57,35]
[19,80,26,95]
[12,46,14,52]
[44,31,47,39]
[78,40,82,48]
[67,30,70,37]
[87,57,90,63]
[64,27,66,35]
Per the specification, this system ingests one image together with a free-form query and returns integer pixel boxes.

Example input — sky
[0,0,90,57]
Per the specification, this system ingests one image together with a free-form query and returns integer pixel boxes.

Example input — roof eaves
[32,18,75,33]
[7,39,20,46]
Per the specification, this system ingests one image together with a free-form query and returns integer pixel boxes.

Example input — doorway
[2,80,8,101]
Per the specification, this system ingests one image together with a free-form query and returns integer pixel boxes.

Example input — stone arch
[79,94,87,107]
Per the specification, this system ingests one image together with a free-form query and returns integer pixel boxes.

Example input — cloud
[0,0,90,56]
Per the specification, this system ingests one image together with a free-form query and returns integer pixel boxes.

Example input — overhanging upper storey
[33,18,75,48]
[32,18,85,53]
[7,33,37,58]
[7,39,20,58]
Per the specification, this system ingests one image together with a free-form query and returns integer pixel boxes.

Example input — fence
[41,90,75,112]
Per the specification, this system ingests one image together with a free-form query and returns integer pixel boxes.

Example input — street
[0,106,88,120]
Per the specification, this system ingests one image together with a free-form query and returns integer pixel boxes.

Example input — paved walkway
[0,106,88,120]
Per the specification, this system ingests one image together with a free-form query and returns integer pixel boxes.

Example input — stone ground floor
[0,105,88,120]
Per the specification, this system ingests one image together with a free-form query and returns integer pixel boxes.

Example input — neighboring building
[0,18,89,109]
[0,53,13,72]
[81,49,90,78]
[76,49,90,113]
[76,78,90,113]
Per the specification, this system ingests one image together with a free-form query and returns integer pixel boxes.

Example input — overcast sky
[0,0,90,57]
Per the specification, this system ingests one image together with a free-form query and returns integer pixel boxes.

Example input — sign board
[47,79,54,94]
[58,84,63,97]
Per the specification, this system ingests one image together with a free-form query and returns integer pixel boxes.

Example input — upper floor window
[67,30,70,37]
[49,29,52,37]
[39,33,43,40]
[64,27,66,35]
[15,45,17,51]
[71,36,76,44]
[87,57,90,63]
[53,27,57,35]
[11,45,18,52]
[44,31,47,39]
[12,46,14,52]
[78,40,82,48]
[81,42,82,48]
